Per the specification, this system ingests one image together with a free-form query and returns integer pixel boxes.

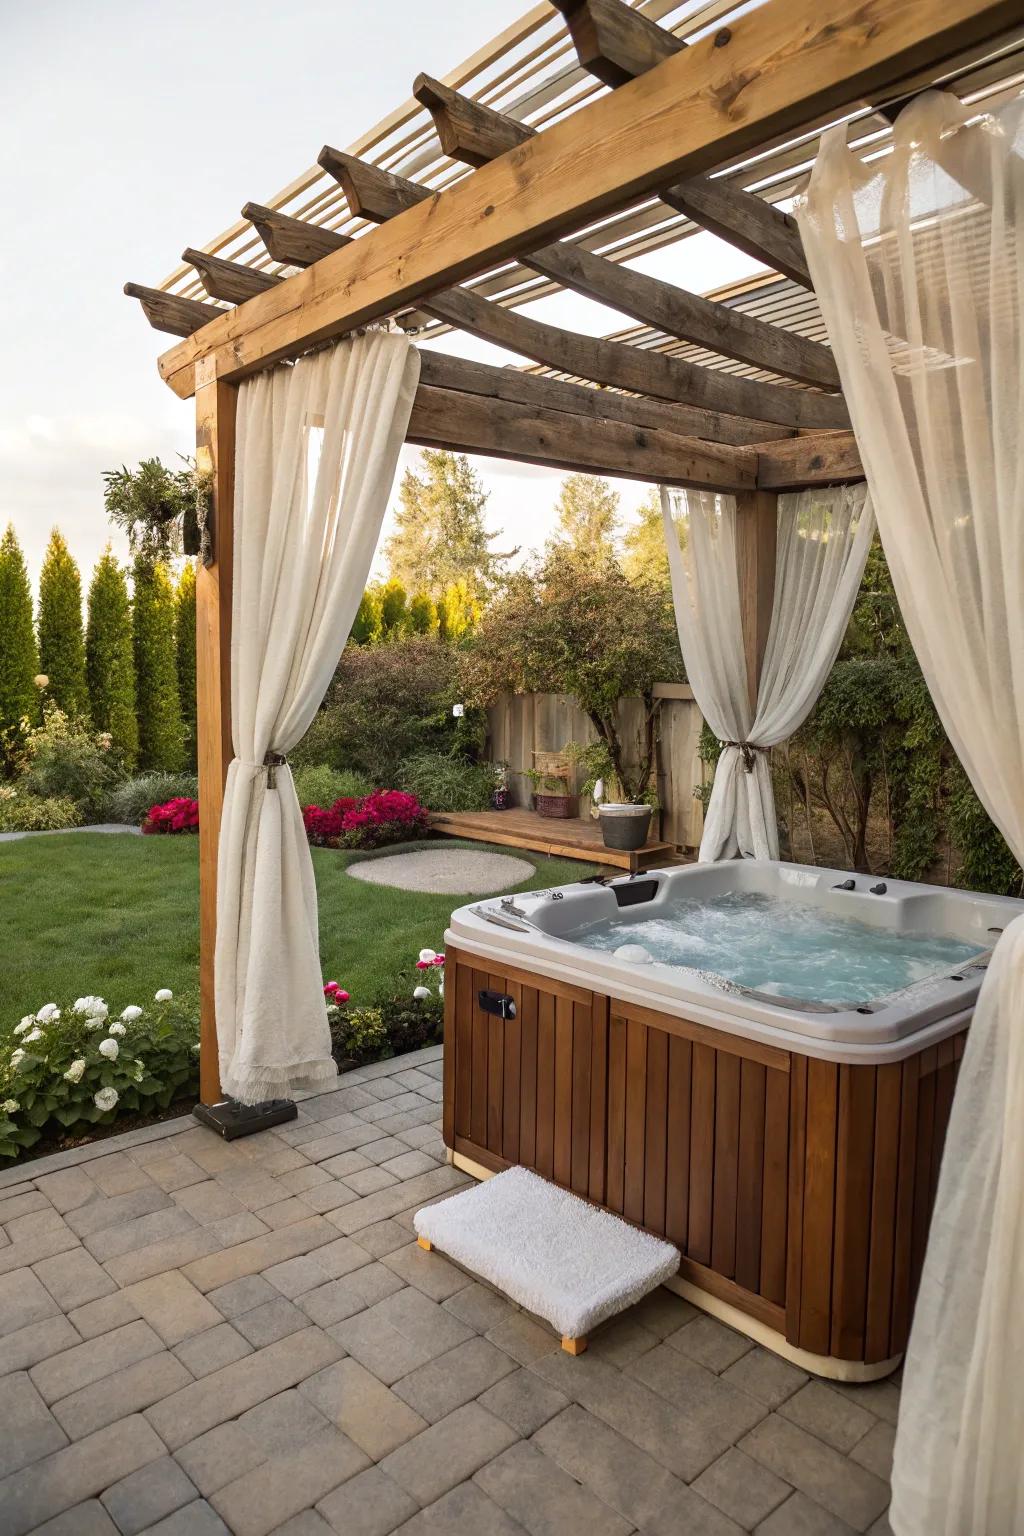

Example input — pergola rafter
[120,0,1018,1108]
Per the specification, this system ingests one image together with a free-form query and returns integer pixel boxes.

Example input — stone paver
[0,1046,898,1536]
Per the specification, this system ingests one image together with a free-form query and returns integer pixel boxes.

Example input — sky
[0,0,760,591]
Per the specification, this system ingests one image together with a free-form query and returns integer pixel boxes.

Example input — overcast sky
[0,0,759,589]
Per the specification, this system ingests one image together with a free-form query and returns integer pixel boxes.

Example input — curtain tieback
[263,751,288,789]
[720,741,766,773]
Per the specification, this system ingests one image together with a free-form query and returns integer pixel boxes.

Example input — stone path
[347,848,535,895]
[0,824,141,844]
[0,1045,898,1536]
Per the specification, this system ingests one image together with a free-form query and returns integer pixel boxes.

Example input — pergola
[125,0,1021,1111]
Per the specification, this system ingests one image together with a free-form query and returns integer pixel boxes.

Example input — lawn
[0,832,596,1020]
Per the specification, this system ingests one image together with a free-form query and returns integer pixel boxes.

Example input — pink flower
[433,955,445,967]
[415,959,431,971]
[323,982,339,995]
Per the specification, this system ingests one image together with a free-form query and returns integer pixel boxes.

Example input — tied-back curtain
[797,92,1024,1535]
[661,483,873,861]
[215,331,420,1105]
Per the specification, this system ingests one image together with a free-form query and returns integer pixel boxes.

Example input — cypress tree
[86,548,138,769]
[37,529,88,716]
[0,524,39,740]
[133,555,185,772]
[175,561,197,768]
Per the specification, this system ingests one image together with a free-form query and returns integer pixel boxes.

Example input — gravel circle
[347,847,535,895]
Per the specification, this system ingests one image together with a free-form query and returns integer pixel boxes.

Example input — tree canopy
[384,450,513,600]
[621,489,670,588]
[86,548,138,769]
[38,530,88,718]
[0,525,39,745]
[548,474,619,567]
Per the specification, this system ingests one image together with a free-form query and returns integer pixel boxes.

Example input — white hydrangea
[10,1049,25,1069]
[1,1099,19,1114]
[94,1087,118,1112]
[98,1038,119,1061]
[120,1006,143,1022]
[133,1060,145,1081]
[154,988,173,1003]
[108,1022,126,1037]
[15,1015,34,1036]
[418,949,437,964]
[412,986,431,1001]
[73,996,102,1015]
[64,1059,86,1084]
[24,1028,43,1044]
[35,1003,60,1024]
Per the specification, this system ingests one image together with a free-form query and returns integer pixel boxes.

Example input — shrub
[303,799,357,847]
[0,990,198,1160]
[143,797,199,834]
[303,789,430,850]
[327,994,444,1068]
[20,705,120,818]
[176,562,197,768]
[37,530,89,719]
[292,764,371,810]
[0,525,39,751]
[300,637,484,784]
[133,556,185,772]
[86,549,138,770]
[398,752,496,811]
[105,772,199,825]
[0,789,80,833]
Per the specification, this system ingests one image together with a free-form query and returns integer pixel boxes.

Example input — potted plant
[103,457,213,563]
[567,740,656,851]
[526,765,575,819]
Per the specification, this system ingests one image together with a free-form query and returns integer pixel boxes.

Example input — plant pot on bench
[598,803,652,851]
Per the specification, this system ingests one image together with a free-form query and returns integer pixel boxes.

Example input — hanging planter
[103,457,214,565]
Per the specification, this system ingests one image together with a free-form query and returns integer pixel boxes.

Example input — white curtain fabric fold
[797,92,1024,1535]
[215,331,420,1105]
[661,483,873,861]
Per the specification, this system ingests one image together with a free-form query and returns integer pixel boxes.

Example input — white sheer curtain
[661,483,873,861]
[797,92,1024,1535]
[215,331,420,1105]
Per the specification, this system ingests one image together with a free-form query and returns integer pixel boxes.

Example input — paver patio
[0,1045,897,1536]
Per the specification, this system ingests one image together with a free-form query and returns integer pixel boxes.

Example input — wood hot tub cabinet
[442,945,964,1380]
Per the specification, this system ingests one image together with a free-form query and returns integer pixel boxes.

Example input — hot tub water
[575,890,983,1004]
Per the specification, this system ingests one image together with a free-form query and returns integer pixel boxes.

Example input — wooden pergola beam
[756,431,864,488]
[124,283,224,338]
[182,248,283,305]
[410,77,838,388]
[408,385,756,490]
[418,350,796,447]
[240,203,351,268]
[154,0,1017,399]
[551,0,813,287]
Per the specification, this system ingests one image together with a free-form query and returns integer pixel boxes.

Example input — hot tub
[441,861,1023,1379]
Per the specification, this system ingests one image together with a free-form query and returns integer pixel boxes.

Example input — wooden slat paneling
[571,1000,593,1195]
[889,1055,920,1357]
[606,1016,628,1214]
[502,979,522,1166]
[470,969,490,1149]
[711,1052,741,1277]
[535,991,556,1180]
[487,972,505,1155]
[688,1042,717,1266]
[735,1060,766,1294]
[554,995,575,1187]
[519,985,539,1169]
[865,1062,901,1363]
[623,1016,648,1225]
[589,996,609,1206]
[798,1059,839,1356]
[643,1027,669,1235]
[664,1034,692,1250]
[830,1065,876,1360]
[761,1065,789,1305]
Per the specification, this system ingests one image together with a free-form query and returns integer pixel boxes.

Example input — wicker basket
[535,792,575,819]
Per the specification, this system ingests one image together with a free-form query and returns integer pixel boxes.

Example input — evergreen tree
[0,524,39,742]
[175,561,197,768]
[436,579,480,644]
[549,474,620,567]
[384,450,512,600]
[379,578,409,639]
[86,548,138,769]
[133,555,185,772]
[37,529,88,716]
[350,587,383,645]
[407,591,439,636]
[622,489,670,588]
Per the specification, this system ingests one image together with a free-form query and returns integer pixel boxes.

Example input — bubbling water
[575,891,982,1004]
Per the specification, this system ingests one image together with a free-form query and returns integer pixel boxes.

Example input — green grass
[0,833,596,1020]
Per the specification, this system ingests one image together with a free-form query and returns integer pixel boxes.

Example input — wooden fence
[486,683,705,851]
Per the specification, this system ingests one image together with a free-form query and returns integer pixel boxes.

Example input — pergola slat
[410,76,837,386]
[240,203,352,267]
[123,282,224,338]
[182,248,283,305]
[551,0,814,288]
[152,0,1017,398]
[756,431,864,488]
[408,385,756,490]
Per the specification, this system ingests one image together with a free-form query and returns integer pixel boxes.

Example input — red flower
[145,798,199,834]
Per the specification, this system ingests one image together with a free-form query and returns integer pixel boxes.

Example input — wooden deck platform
[431,806,677,872]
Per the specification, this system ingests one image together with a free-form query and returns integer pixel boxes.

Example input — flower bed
[1,991,198,1160]
[303,788,429,850]
[323,949,445,1067]
[142,797,199,834]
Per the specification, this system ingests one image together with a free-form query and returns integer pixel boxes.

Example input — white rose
[64,1059,86,1084]
[120,1006,143,1022]
[10,1049,25,1069]
[154,989,173,1003]
[94,1087,118,1112]
[418,949,437,965]
[1,1099,19,1114]
[35,1004,60,1023]
[108,1022,126,1037]
[98,1039,119,1061]
[413,986,431,1001]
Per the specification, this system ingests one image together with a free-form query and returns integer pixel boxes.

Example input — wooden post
[735,490,778,711]
[194,365,236,1108]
